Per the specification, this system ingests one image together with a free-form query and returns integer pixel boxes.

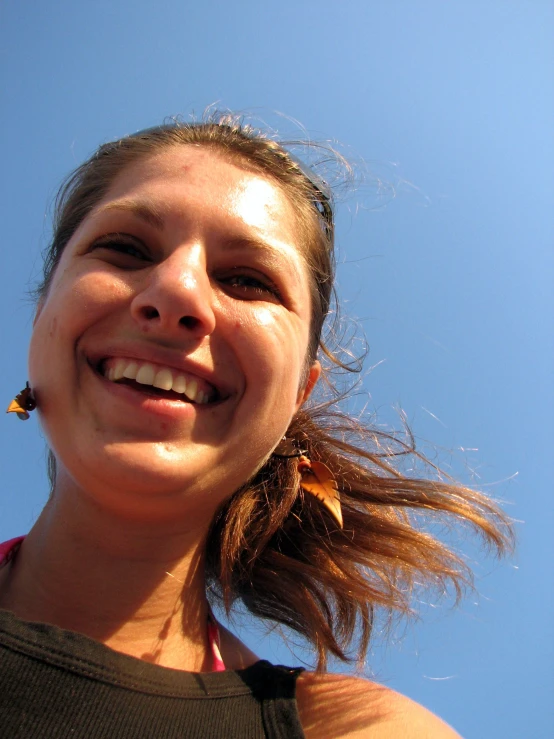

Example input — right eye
[89,235,150,264]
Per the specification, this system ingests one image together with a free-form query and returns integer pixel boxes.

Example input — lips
[98,357,219,405]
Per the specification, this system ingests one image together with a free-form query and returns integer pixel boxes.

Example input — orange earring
[6,383,36,420]
[297,454,343,529]
[274,437,343,529]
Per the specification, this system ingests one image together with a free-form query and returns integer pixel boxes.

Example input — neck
[0,483,216,671]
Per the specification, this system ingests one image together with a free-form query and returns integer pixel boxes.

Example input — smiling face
[29,146,320,524]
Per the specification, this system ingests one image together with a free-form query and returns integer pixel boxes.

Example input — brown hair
[40,114,513,670]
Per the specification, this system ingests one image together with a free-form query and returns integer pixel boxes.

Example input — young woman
[0,118,511,737]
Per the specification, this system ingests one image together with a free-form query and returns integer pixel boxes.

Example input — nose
[130,244,216,338]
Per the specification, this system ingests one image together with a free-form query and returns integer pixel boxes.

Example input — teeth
[122,361,139,380]
[153,368,173,391]
[172,374,187,394]
[136,364,156,385]
[185,379,198,403]
[103,358,213,404]
[113,358,126,381]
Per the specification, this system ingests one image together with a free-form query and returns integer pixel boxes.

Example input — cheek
[29,272,130,389]
[231,306,309,400]
[252,307,274,328]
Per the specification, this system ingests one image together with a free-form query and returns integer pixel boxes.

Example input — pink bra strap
[0,536,24,567]
[207,616,226,672]
[0,535,226,672]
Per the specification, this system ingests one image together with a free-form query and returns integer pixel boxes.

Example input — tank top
[0,608,306,738]
[0,535,306,738]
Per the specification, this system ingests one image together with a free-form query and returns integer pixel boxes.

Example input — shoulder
[296,671,462,739]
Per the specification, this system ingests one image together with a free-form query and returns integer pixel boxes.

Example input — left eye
[219,272,282,300]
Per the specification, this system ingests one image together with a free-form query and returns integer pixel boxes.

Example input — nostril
[180,316,200,330]
[142,306,160,320]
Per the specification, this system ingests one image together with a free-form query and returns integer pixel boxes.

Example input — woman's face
[29,147,320,524]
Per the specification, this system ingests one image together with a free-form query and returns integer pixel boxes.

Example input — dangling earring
[6,382,36,420]
[297,454,343,529]
[274,437,343,529]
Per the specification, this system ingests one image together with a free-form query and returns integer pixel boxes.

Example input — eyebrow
[97,199,166,231]
[95,198,302,267]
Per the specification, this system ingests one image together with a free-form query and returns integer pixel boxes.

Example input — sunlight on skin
[253,307,275,327]
[232,178,285,230]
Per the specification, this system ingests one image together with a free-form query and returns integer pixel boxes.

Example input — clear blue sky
[1,2,552,737]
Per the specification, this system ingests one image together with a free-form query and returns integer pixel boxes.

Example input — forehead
[98,146,304,248]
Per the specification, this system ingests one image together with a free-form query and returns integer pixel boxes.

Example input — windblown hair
[40,114,513,670]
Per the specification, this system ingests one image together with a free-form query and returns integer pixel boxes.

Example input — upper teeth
[103,358,211,404]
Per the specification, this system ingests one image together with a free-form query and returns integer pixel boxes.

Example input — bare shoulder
[296,671,462,739]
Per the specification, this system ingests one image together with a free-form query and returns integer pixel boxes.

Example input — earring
[6,382,36,421]
[297,455,343,529]
[274,437,343,528]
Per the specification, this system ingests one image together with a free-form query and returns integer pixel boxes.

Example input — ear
[295,360,321,409]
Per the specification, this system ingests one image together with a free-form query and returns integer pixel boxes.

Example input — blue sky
[1,2,552,736]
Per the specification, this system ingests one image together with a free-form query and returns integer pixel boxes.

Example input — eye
[218,269,282,301]
[89,234,150,265]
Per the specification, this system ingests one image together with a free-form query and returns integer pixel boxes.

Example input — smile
[99,357,218,405]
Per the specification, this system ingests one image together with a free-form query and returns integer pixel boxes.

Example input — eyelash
[90,235,148,261]
[219,271,282,301]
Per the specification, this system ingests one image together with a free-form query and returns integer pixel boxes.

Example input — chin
[56,443,238,523]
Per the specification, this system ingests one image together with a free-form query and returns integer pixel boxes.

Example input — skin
[0,146,460,737]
